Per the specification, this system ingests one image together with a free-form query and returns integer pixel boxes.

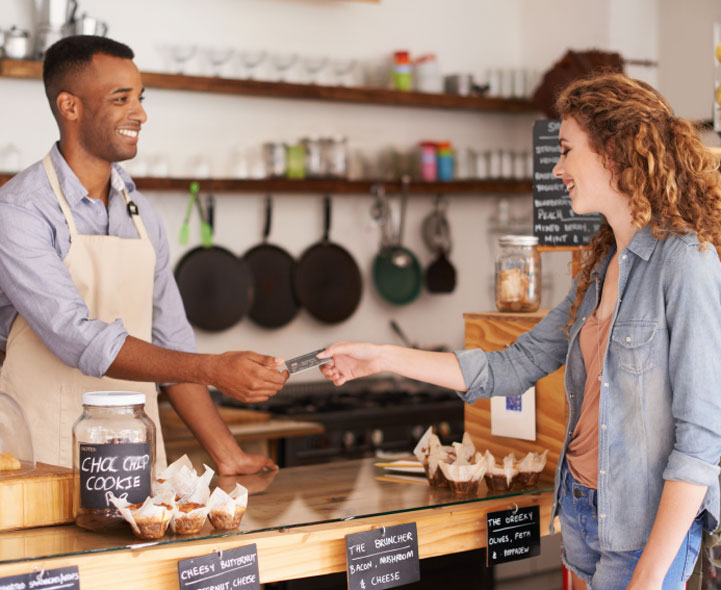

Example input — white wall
[2,0,711,379]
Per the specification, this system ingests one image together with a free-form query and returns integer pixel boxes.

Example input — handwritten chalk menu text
[0,566,80,590]
[533,119,602,246]
[346,523,420,590]
[79,442,151,509]
[487,505,541,566]
[178,545,260,590]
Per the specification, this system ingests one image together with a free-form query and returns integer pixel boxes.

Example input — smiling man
[0,36,288,474]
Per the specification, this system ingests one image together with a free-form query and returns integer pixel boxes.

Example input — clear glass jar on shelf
[72,391,155,531]
[495,235,541,312]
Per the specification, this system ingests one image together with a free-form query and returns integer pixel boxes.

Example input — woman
[318,73,721,589]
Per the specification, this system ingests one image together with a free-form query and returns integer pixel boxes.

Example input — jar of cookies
[495,235,541,312]
[72,391,155,531]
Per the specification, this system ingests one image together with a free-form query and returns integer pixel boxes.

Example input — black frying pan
[293,195,362,324]
[175,195,254,332]
[243,196,300,328]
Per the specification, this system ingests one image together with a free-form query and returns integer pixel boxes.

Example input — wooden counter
[0,458,555,587]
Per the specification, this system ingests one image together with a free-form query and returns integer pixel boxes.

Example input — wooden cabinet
[463,310,568,481]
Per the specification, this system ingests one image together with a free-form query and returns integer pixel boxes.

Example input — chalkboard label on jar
[532,120,602,246]
[79,442,151,509]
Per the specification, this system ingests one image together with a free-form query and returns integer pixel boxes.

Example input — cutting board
[0,462,74,531]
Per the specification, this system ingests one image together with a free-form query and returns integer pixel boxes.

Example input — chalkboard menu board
[346,523,420,590]
[178,545,260,590]
[0,566,80,590]
[486,506,541,566]
[533,120,602,246]
[79,442,151,509]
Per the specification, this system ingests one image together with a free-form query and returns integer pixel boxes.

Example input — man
[0,35,289,474]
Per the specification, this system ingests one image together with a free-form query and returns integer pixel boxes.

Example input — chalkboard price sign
[79,442,151,509]
[0,566,80,590]
[346,523,420,590]
[178,545,260,590]
[486,505,541,566]
[533,120,602,246]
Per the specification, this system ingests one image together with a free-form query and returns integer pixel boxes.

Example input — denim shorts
[559,460,702,590]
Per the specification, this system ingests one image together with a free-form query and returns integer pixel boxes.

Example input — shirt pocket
[610,321,657,375]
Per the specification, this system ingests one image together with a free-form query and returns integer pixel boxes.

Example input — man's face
[72,53,147,163]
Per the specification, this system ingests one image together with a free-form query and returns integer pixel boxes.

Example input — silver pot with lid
[4,27,32,60]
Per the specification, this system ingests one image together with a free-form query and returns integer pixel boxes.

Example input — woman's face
[552,117,617,217]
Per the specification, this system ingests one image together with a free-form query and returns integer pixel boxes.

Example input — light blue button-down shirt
[0,144,196,378]
[455,225,721,551]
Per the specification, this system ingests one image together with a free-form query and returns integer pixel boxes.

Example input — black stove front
[218,378,465,467]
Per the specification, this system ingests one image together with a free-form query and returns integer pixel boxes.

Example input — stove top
[216,377,461,417]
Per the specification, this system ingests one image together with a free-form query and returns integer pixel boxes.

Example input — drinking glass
[331,58,356,87]
[205,46,234,77]
[302,56,327,85]
[169,45,196,75]
[271,53,298,82]
[238,50,266,80]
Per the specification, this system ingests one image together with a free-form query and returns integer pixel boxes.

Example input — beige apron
[0,154,166,469]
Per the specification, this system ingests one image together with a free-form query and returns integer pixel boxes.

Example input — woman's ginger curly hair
[557,73,721,331]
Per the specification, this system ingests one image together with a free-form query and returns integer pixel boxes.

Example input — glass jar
[262,141,287,178]
[72,391,155,531]
[301,136,324,177]
[436,141,454,181]
[495,235,541,312]
[323,136,348,178]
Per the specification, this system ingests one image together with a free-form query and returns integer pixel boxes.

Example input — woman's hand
[317,342,384,385]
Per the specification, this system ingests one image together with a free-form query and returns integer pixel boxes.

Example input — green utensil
[178,191,196,245]
[197,198,213,248]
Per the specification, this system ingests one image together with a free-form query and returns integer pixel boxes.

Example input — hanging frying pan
[372,177,422,305]
[424,195,457,293]
[293,195,363,324]
[243,195,300,328]
[174,194,254,332]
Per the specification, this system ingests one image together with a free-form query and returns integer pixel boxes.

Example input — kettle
[36,0,77,29]
[4,27,32,60]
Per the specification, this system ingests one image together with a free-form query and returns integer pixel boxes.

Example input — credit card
[285,348,332,375]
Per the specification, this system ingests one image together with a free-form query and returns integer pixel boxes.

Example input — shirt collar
[48,143,137,206]
[625,225,658,261]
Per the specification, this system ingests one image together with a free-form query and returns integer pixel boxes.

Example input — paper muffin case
[208,483,249,530]
[109,490,177,540]
[439,459,487,495]
[156,454,194,485]
[170,464,214,535]
[517,450,548,487]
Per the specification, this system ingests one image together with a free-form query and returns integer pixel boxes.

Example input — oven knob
[438,421,451,438]
[411,425,425,440]
[370,429,384,447]
[342,431,355,449]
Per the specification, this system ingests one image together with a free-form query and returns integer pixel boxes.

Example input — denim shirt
[455,225,721,551]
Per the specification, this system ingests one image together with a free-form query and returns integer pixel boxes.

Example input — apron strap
[42,153,78,236]
[118,187,150,241]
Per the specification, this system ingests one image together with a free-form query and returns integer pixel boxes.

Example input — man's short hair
[43,35,134,107]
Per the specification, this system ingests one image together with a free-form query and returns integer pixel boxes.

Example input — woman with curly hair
[318,72,721,589]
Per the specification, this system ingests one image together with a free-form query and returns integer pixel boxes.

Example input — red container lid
[436,141,452,149]
[394,50,410,62]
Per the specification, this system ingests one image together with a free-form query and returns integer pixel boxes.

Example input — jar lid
[498,234,539,246]
[82,391,146,407]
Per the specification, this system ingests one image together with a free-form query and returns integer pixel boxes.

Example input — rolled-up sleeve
[0,202,128,377]
[454,283,574,403]
[663,244,721,489]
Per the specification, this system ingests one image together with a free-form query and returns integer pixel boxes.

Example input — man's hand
[216,450,279,475]
[210,351,289,403]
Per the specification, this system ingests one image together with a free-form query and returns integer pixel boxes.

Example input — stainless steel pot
[74,15,108,37]
[4,27,32,60]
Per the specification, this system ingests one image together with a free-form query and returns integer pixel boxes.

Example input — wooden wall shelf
[0,58,537,113]
[0,173,532,194]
